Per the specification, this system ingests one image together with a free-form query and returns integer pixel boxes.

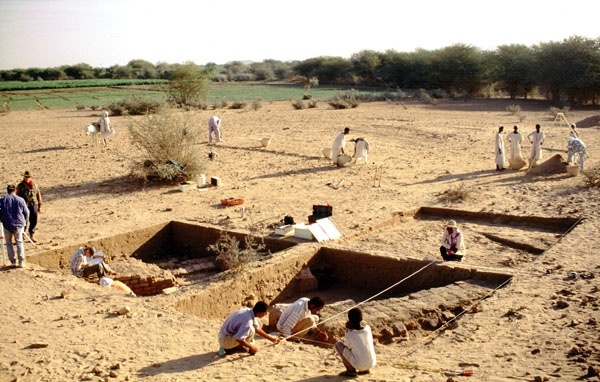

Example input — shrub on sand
[128,106,203,183]
[438,184,473,203]
[583,165,600,188]
[208,230,267,274]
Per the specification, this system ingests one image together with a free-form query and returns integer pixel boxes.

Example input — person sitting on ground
[69,245,114,279]
[334,307,377,377]
[274,296,328,341]
[218,301,280,357]
[440,219,466,262]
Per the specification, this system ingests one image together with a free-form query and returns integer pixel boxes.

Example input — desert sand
[0,98,599,382]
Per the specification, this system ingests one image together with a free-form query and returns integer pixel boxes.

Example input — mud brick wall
[115,274,177,296]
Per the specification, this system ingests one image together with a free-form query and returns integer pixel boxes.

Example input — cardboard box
[274,224,295,236]
[211,176,221,186]
[178,182,196,192]
[294,224,313,240]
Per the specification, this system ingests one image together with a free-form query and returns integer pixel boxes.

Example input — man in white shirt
[528,124,545,168]
[440,220,467,262]
[275,297,328,340]
[208,116,222,143]
[334,307,376,377]
[331,127,350,165]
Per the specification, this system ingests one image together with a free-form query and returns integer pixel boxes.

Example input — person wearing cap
[440,220,467,261]
[208,116,222,143]
[69,245,114,279]
[217,301,280,357]
[495,125,506,171]
[334,307,376,377]
[0,184,30,268]
[16,170,43,243]
[332,127,350,165]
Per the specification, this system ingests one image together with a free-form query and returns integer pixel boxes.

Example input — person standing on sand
[334,307,376,377]
[495,126,506,171]
[208,116,222,143]
[0,184,29,268]
[218,301,280,357]
[566,136,587,172]
[527,124,545,168]
[16,170,42,243]
[332,127,350,165]
[273,297,329,341]
[507,125,524,162]
[98,110,115,147]
[440,220,466,262]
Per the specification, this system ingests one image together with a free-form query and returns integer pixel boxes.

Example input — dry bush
[208,230,267,274]
[582,165,600,188]
[438,184,473,203]
[329,89,360,109]
[229,101,246,110]
[506,104,521,115]
[128,106,203,183]
[292,99,306,110]
[417,89,436,105]
[0,101,10,115]
[251,99,262,111]
[308,100,318,109]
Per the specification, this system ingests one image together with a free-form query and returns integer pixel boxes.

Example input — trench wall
[171,243,321,319]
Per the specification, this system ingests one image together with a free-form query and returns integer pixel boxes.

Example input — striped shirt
[277,297,310,337]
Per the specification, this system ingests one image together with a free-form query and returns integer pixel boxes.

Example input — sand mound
[575,115,600,128]
[527,154,568,176]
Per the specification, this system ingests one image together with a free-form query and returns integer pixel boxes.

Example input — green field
[0,80,392,111]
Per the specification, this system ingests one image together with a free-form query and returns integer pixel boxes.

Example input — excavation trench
[27,208,579,343]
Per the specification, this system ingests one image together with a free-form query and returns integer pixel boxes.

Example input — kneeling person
[218,301,280,356]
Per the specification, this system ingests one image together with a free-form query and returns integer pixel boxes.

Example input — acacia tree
[493,44,537,99]
[167,61,209,106]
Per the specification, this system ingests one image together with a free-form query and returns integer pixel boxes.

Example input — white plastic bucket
[196,174,206,187]
[261,137,272,148]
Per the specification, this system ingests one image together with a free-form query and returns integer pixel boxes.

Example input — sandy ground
[1,99,599,381]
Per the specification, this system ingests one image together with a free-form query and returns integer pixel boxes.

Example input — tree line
[2,36,599,105]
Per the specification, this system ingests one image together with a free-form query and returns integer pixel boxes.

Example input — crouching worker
[69,246,114,279]
[218,301,280,357]
[334,307,376,377]
[440,219,466,262]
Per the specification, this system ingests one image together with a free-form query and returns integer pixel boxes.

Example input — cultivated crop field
[0,80,393,111]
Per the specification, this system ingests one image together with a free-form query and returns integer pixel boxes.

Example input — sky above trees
[0,0,598,70]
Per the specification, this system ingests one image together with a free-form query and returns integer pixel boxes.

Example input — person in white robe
[527,124,545,168]
[98,110,115,146]
[334,308,376,377]
[331,127,350,165]
[208,116,222,143]
[495,125,506,171]
[507,125,523,161]
[353,137,370,163]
